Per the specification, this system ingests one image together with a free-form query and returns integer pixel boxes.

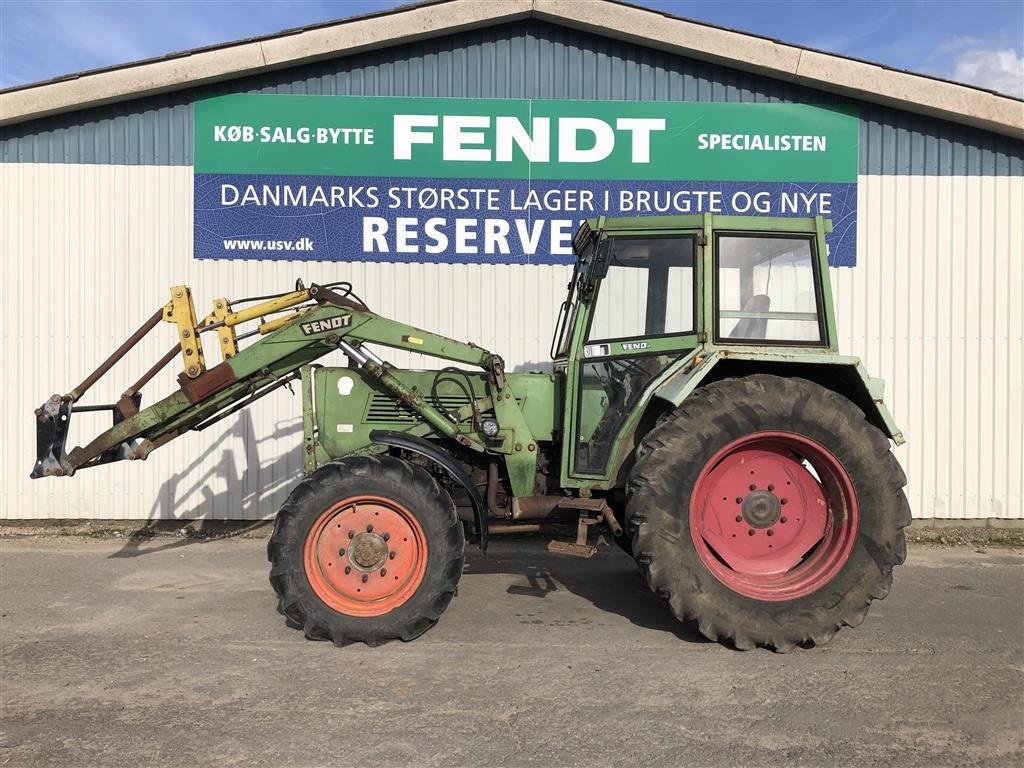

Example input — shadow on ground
[463,536,711,644]
[107,410,302,559]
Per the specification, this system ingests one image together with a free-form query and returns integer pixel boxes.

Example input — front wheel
[268,455,464,646]
[626,374,910,651]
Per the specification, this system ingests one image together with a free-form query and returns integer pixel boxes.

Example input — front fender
[369,429,489,550]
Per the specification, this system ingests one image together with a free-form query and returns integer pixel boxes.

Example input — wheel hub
[689,431,859,601]
[741,490,781,528]
[303,496,428,617]
[350,532,388,570]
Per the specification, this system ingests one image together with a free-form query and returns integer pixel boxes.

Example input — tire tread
[267,455,464,647]
[627,374,909,651]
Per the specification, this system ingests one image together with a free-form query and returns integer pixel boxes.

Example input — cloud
[927,35,1024,98]
[951,47,1024,98]
[933,36,985,56]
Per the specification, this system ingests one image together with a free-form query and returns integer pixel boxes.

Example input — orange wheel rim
[303,495,428,617]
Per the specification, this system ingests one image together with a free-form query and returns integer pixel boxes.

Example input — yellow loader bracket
[162,285,206,379]
[211,298,238,360]
[31,279,321,479]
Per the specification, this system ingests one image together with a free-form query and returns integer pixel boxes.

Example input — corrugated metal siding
[1,163,1020,520]
[832,174,1023,520]
[0,162,571,521]
[2,20,1022,175]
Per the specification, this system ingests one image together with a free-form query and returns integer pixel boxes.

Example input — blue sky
[1,0,1022,97]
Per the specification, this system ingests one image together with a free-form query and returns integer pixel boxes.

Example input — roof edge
[0,0,457,95]
[0,0,533,126]
[534,0,1023,139]
[1,0,1021,139]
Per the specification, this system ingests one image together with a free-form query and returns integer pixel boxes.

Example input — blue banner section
[195,174,857,266]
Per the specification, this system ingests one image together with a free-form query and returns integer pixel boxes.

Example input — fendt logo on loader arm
[300,314,352,336]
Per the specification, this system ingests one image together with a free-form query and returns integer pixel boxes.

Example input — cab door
[562,231,701,482]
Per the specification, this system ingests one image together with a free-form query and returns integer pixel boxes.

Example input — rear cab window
[715,234,825,345]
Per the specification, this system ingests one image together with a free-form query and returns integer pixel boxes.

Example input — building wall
[1,21,1021,520]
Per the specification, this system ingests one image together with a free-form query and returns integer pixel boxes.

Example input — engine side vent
[365,393,473,424]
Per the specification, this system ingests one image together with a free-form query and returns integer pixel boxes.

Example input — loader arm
[32,281,513,479]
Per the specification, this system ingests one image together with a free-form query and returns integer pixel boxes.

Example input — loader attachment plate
[32,396,71,478]
[32,396,143,478]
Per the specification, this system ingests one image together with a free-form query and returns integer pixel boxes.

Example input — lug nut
[344,566,351,574]
[768,484,775,491]
[366,524,373,533]
[735,497,743,504]
[389,551,396,560]
[735,515,742,523]
[780,498,788,505]
[749,484,756,491]
[748,529,755,536]
[382,532,390,541]
[361,574,369,583]
[767,529,775,537]
[780,516,788,524]
[347,530,354,539]
[380,568,387,577]
[338,548,346,556]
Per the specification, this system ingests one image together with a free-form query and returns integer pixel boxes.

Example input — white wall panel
[833,174,1023,520]
[0,163,570,521]
[1,163,1021,520]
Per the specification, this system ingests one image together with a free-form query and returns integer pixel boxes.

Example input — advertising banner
[194,95,858,265]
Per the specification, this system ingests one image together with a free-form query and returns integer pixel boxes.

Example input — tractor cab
[552,214,838,481]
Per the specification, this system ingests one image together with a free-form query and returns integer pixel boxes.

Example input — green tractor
[32,213,909,651]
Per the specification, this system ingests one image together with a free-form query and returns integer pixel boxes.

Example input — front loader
[32,213,909,651]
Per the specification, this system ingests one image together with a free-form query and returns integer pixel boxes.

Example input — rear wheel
[268,455,464,646]
[626,374,909,651]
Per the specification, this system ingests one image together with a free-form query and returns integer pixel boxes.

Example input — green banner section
[194,95,858,183]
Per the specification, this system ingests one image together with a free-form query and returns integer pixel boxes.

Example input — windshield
[587,235,695,343]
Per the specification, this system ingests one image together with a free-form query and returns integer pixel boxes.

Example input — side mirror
[593,242,611,280]
[579,237,610,296]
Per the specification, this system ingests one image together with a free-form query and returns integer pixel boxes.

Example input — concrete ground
[0,536,1021,768]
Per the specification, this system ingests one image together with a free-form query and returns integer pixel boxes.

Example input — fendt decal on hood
[300,314,352,335]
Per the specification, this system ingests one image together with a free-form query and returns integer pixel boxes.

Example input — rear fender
[653,351,904,445]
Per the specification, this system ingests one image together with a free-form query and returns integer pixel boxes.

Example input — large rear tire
[268,455,464,646]
[626,374,909,651]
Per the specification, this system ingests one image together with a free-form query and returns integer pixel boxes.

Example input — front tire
[626,375,910,651]
[268,455,464,646]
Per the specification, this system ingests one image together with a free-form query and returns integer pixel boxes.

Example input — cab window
[587,236,695,343]
[716,234,824,344]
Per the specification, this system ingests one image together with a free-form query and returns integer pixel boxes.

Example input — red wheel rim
[689,431,859,601]
[303,495,427,617]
